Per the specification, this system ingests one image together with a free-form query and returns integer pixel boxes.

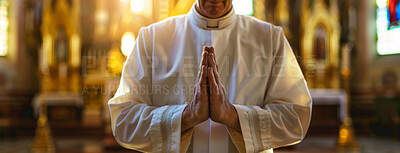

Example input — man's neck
[188,4,235,30]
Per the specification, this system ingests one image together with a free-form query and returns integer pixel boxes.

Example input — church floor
[0,135,399,153]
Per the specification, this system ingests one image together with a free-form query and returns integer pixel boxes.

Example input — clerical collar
[188,3,235,30]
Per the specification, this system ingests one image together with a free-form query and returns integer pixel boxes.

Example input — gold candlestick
[31,96,55,153]
[337,44,359,151]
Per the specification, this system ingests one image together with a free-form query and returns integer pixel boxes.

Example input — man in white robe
[108,0,312,152]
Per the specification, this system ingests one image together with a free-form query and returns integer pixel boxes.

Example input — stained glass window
[0,0,8,56]
[233,0,253,16]
[376,0,400,55]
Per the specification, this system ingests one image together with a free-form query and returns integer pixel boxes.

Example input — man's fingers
[203,46,210,52]
[213,67,221,85]
[200,65,207,84]
[221,84,227,96]
[208,47,215,67]
[201,50,209,66]
[209,48,219,71]
[199,65,208,92]
[208,67,219,95]
[208,53,222,84]
[197,50,209,80]
[208,53,216,68]
[201,46,209,68]
[204,46,210,67]
[209,46,215,54]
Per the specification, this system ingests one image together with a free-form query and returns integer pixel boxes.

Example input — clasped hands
[182,46,241,133]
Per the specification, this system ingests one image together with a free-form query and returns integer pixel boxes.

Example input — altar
[309,89,348,134]
[32,92,83,129]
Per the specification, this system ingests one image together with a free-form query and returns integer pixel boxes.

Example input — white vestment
[108,4,312,153]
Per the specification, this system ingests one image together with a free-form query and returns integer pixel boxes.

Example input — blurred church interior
[1,0,400,152]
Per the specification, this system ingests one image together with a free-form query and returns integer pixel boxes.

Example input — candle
[341,44,351,71]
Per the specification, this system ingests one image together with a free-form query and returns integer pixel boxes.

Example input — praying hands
[181,46,241,133]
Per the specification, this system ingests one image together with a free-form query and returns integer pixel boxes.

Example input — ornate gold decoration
[31,98,55,153]
[40,0,81,92]
[301,0,341,89]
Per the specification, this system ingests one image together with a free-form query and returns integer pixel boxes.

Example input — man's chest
[149,44,272,107]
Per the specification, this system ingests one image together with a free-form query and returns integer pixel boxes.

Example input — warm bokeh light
[107,46,124,75]
[95,10,108,23]
[130,0,145,13]
[121,32,135,56]
[95,10,108,36]
[0,0,8,56]
[232,0,253,16]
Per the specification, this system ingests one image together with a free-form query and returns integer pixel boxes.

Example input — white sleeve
[108,28,187,153]
[230,27,312,153]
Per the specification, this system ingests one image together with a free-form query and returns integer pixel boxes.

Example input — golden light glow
[95,10,108,23]
[0,0,8,56]
[339,129,349,138]
[130,0,145,13]
[107,47,124,75]
[121,32,135,56]
[95,10,108,36]
[120,0,129,4]
[70,34,81,67]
